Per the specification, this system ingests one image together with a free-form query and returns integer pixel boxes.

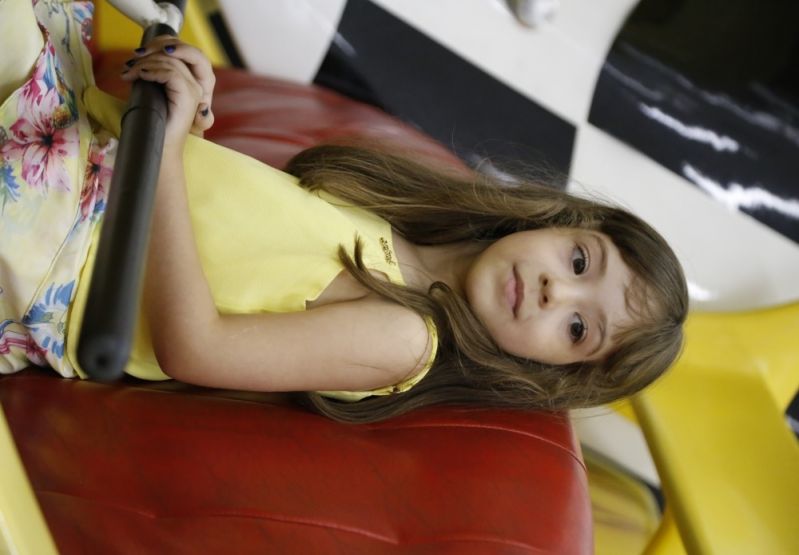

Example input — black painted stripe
[589,0,799,244]
[314,0,576,183]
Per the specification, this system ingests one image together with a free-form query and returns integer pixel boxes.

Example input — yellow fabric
[2,1,436,399]
[1,0,111,377]
[67,89,438,401]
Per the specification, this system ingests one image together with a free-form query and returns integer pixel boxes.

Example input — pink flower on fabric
[0,326,44,366]
[19,41,56,109]
[0,330,25,356]
[80,140,114,220]
[25,336,48,366]
[2,88,77,192]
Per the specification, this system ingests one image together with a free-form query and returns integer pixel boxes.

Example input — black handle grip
[77,8,186,381]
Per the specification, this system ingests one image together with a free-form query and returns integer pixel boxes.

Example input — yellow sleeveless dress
[2,1,437,401]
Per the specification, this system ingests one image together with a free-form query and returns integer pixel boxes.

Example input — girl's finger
[123,55,201,92]
[191,104,214,136]
[164,43,215,108]
[122,63,204,106]
[197,103,212,122]
[133,34,175,56]
[121,63,185,89]
[137,38,215,105]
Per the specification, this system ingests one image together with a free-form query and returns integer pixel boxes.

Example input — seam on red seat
[37,490,552,550]
[3,375,585,472]
[370,422,586,472]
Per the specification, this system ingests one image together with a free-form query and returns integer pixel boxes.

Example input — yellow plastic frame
[0,408,58,555]
[94,0,228,66]
[634,304,799,554]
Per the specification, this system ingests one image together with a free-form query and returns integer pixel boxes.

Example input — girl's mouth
[513,267,525,317]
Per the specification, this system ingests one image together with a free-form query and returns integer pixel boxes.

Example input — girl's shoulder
[305,267,377,309]
[305,269,434,383]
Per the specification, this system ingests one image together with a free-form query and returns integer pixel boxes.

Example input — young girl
[1,1,687,422]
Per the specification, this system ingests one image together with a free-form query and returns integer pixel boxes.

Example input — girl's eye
[569,313,586,344]
[571,244,589,275]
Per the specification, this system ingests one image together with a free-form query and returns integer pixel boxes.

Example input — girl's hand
[121,38,216,148]
[135,36,217,136]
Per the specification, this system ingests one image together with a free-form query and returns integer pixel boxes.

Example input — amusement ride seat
[0,19,593,552]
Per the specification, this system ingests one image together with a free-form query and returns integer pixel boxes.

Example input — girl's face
[464,228,636,364]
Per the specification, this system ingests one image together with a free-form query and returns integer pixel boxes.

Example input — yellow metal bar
[183,0,228,66]
[584,450,661,555]
[642,509,687,555]
[0,407,58,555]
[96,0,229,66]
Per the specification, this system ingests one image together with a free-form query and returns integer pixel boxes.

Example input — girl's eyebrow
[586,234,608,357]
[591,233,608,276]
[587,313,607,358]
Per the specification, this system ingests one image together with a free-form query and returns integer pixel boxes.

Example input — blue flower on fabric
[0,162,21,209]
[22,280,75,359]
[72,2,95,47]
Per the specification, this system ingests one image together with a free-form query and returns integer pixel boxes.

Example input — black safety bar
[78,0,187,380]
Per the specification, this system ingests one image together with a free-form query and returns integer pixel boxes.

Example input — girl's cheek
[535,311,564,347]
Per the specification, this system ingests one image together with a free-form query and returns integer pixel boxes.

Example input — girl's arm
[125,42,432,392]
[148,146,431,392]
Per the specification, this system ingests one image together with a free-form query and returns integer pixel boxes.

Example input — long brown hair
[285,144,688,422]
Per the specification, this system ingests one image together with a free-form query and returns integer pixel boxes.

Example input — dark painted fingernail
[134,47,146,55]
[164,44,176,54]
[125,58,136,67]
[201,107,210,117]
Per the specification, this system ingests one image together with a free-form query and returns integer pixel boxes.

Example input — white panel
[217,0,346,83]
[572,408,659,486]
[570,124,799,311]
[371,0,639,124]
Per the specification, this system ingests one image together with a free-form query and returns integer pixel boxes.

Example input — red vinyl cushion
[1,56,592,554]
[92,51,465,171]
[2,372,590,554]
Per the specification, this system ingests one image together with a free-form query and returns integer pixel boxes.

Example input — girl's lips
[513,267,525,317]
[506,266,524,317]
[505,269,517,315]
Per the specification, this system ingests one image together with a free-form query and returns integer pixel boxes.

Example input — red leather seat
[2,371,589,554]
[0,56,592,554]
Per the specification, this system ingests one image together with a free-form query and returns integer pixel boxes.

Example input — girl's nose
[539,275,550,308]
[539,274,577,309]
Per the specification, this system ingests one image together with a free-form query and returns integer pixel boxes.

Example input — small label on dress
[379,237,396,265]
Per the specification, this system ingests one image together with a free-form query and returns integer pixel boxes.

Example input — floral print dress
[1,0,115,376]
